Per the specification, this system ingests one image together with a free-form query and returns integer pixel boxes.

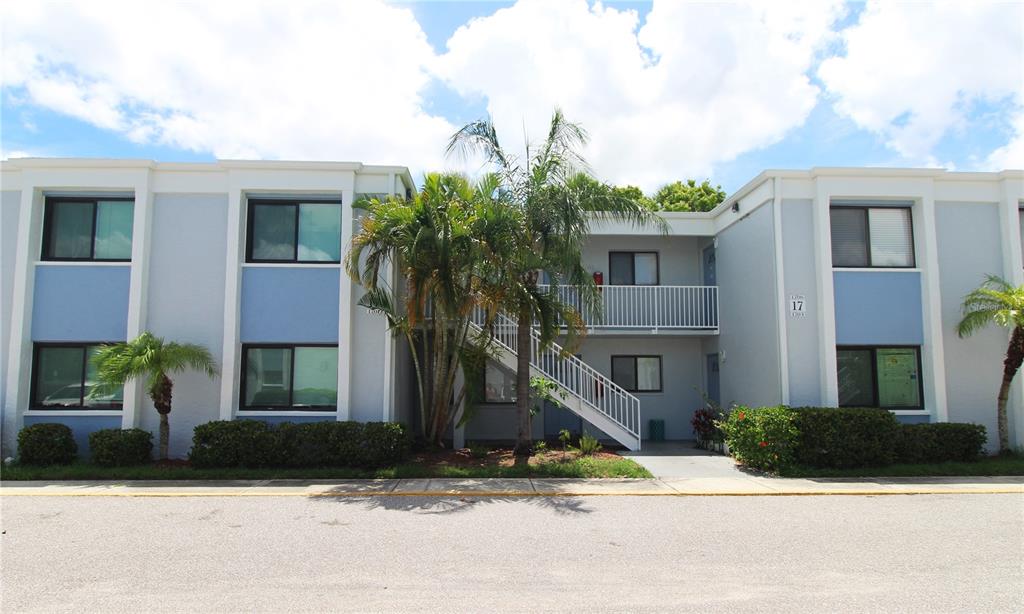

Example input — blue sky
[2,0,1021,194]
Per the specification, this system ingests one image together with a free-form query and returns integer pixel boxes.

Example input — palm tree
[957,275,1024,453]
[90,332,218,460]
[347,172,514,445]
[447,109,665,454]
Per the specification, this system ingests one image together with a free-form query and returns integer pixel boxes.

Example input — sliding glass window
[611,355,662,392]
[31,344,124,409]
[42,198,134,261]
[246,199,342,263]
[837,346,923,409]
[830,205,915,268]
[241,345,338,410]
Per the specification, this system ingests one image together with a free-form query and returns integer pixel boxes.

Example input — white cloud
[818,1,1024,168]
[0,0,455,172]
[436,0,846,189]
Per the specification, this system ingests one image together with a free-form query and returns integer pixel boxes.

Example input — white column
[218,185,245,421]
[917,183,949,422]
[122,170,154,429]
[811,181,839,405]
[337,184,355,421]
[999,178,1024,446]
[2,187,43,456]
[771,177,790,405]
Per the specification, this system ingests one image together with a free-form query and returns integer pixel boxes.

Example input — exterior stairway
[469,310,642,451]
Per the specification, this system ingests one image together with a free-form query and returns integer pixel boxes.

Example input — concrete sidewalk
[2,476,1022,497]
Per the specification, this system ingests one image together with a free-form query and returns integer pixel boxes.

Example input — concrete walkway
[622,440,743,478]
[2,476,1021,497]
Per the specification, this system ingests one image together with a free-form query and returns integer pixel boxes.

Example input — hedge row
[188,420,411,469]
[720,406,987,471]
[15,421,409,469]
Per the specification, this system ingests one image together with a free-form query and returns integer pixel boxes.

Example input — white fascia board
[0,158,156,170]
[215,159,363,172]
[588,215,716,236]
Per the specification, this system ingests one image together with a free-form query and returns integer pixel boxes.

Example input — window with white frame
[609,251,659,285]
[241,345,339,410]
[611,355,662,392]
[31,344,124,409]
[483,364,516,403]
[246,199,342,263]
[830,205,915,268]
[42,197,134,261]
[836,346,923,409]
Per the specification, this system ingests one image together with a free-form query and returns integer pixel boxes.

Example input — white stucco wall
[582,235,703,285]
[143,194,229,457]
[936,201,1008,450]
[781,199,823,406]
[715,200,783,409]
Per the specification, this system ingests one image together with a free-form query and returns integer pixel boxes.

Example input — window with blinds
[830,206,914,268]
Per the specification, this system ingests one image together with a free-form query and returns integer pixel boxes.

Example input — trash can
[648,419,665,442]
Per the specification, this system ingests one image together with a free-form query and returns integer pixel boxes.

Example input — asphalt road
[2,493,1022,613]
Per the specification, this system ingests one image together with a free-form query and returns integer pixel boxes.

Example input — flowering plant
[691,408,719,441]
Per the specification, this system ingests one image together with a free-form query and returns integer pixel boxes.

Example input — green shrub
[361,422,412,467]
[896,423,987,463]
[188,420,410,469]
[17,423,77,465]
[468,443,490,459]
[719,405,798,472]
[89,429,153,466]
[276,422,340,467]
[578,433,602,456]
[189,420,278,468]
[792,407,899,469]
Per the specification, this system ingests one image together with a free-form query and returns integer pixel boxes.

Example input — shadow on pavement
[312,494,595,516]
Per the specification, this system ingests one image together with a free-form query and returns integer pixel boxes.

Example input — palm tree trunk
[514,306,532,456]
[151,374,173,461]
[996,325,1024,453]
[159,413,170,461]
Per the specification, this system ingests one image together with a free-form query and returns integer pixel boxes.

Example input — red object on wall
[593,271,603,286]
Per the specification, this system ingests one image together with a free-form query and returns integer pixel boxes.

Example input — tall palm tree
[957,274,1024,453]
[347,172,514,445]
[447,109,665,454]
[90,332,218,460]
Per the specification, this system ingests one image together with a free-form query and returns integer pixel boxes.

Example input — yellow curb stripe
[0,489,1020,497]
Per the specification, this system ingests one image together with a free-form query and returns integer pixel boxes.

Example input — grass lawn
[779,454,1024,478]
[0,448,652,481]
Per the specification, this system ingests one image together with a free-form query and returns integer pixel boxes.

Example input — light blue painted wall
[895,414,931,425]
[22,415,123,458]
[143,194,228,457]
[32,265,129,341]
[833,271,923,345]
[238,415,337,426]
[935,201,1006,448]
[716,201,782,408]
[781,199,824,406]
[241,267,340,343]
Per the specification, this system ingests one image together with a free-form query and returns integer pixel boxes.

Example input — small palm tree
[447,109,665,454]
[957,275,1024,454]
[90,332,218,460]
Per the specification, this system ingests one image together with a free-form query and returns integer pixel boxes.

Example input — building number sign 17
[789,294,807,317]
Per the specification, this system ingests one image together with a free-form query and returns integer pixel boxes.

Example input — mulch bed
[408,447,623,469]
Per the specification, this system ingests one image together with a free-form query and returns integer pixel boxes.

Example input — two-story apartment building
[2,159,1022,456]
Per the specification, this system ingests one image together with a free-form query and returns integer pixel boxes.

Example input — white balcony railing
[541,285,719,330]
